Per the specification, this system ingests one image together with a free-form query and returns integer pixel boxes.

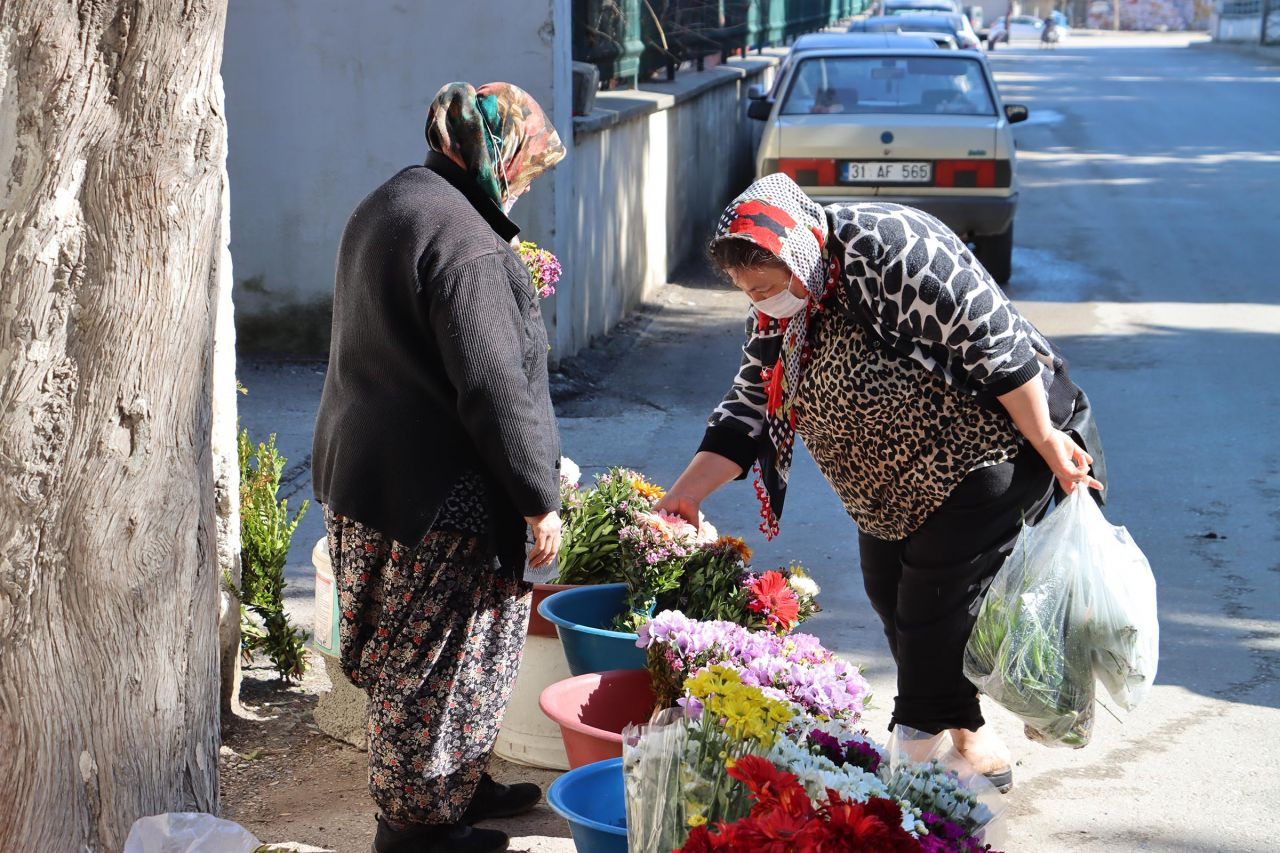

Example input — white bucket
[495,634,572,770]
[311,536,340,658]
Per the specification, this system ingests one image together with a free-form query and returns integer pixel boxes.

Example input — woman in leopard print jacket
[657,173,1104,792]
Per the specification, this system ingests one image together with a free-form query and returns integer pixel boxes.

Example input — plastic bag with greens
[963,488,1159,748]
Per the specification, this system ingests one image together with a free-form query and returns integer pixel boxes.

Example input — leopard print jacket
[708,202,1056,540]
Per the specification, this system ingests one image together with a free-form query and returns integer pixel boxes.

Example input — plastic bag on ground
[123,813,261,853]
[963,488,1159,748]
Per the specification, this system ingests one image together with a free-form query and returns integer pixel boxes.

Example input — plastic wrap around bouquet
[963,488,1160,748]
[622,691,1006,852]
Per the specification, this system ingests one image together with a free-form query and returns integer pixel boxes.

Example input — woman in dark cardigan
[312,82,564,853]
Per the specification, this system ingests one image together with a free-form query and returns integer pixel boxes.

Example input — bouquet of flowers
[517,240,561,300]
[624,666,794,852]
[554,466,666,585]
[613,510,718,631]
[678,755,921,852]
[638,611,870,721]
[624,638,1002,852]
[657,539,821,634]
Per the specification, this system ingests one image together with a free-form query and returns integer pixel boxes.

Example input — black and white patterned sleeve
[696,310,775,476]
[850,206,1050,396]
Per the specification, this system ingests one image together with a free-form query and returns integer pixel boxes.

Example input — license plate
[841,161,932,184]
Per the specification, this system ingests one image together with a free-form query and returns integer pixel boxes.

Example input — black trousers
[858,447,1055,734]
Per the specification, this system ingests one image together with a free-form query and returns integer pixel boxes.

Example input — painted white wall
[1215,12,1263,40]
[222,0,570,338]
[561,58,777,355]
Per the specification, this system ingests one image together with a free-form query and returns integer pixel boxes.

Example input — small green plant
[238,426,309,682]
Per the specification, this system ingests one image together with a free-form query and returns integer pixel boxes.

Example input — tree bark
[0,1,229,849]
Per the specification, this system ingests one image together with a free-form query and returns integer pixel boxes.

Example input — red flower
[822,792,919,852]
[680,826,722,852]
[747,571,801,631]
[728,810,830,851]
[728,756,813,819]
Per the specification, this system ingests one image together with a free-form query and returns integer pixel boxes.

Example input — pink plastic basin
[539,669,656,769]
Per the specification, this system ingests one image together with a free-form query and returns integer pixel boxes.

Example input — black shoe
[461,772,543,823]
[372,816,509,853]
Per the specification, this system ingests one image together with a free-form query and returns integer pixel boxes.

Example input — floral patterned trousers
[323,507,532,825]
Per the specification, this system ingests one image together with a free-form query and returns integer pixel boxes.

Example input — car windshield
[864,16,959,34]
[781,55,996,117]
[887,6,956,16]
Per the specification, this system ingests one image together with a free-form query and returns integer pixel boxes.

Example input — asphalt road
[241,33,1279,853]
[554,34,1280,852]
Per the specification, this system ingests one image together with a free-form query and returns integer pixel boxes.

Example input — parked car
[987,14,1071,47]
[748,33,943,105]
[876,0,964,14]
[850,13,982,50]
[746,41,1029,283]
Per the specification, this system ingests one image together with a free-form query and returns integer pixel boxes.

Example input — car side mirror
[1005,103,1029,124]
[747,99,773,121]
[747,84,766,100]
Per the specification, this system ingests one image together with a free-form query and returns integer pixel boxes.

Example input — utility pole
[1113,0,1120,31]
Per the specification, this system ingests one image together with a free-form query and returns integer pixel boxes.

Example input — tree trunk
[0,1,229,849]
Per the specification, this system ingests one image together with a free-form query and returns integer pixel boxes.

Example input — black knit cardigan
[312,153,560,576]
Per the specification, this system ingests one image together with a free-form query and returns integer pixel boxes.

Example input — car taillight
[776,158,838,186]
[934,159,1012,188]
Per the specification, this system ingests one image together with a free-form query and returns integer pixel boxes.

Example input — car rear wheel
[975,224,1013,285]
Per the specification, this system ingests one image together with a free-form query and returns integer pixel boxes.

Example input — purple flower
[640,611,870,720]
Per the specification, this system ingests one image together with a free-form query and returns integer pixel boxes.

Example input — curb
[1189,38,1280,64]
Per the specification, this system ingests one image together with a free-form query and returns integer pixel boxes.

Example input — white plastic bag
[123,813,260,853]
[963,488,1159,747]
[622,707,690,853]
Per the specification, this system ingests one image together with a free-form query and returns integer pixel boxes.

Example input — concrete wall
[555,56,780,356]
[222,0,777,361]
[1215,10,1264,40]
[222,0,571,353]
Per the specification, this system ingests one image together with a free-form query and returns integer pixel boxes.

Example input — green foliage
[655,545,752,625]
[238,426,309,682]
[554,467,658,585]
[964,554,1094,747]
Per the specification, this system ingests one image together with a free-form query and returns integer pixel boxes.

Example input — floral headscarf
[712,174,838,538]
[426,82,566,207]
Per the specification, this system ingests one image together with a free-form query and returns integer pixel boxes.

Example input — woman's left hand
[1036,429,1104,495]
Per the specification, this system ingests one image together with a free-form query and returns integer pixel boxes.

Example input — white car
[850,13,984,50]
[987,14,1070,47]
[747,38,1028,283]
[878,0,964,14]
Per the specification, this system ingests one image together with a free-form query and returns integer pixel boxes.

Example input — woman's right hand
[656,451,743,529]
[524,511,562,569]
[655,492,702,527]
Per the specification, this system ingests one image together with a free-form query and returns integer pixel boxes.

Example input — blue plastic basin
[547,757,628,853]
[537,584,646,676]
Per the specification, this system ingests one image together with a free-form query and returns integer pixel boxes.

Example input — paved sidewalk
[1191,37,1280,64]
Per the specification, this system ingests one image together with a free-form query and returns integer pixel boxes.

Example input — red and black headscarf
[711,174,838,538]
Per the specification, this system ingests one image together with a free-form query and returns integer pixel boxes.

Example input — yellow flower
[766,701,795,727]
[688,815,707,828]
[685,665,740,700]
[632,477,666,502]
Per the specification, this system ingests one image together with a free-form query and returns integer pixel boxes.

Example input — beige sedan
[748,41,1028,284]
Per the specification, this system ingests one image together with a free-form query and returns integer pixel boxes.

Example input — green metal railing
[575,0,853,89]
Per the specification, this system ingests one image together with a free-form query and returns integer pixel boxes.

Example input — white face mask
[502,195,518,215]
[754,285,808,319]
